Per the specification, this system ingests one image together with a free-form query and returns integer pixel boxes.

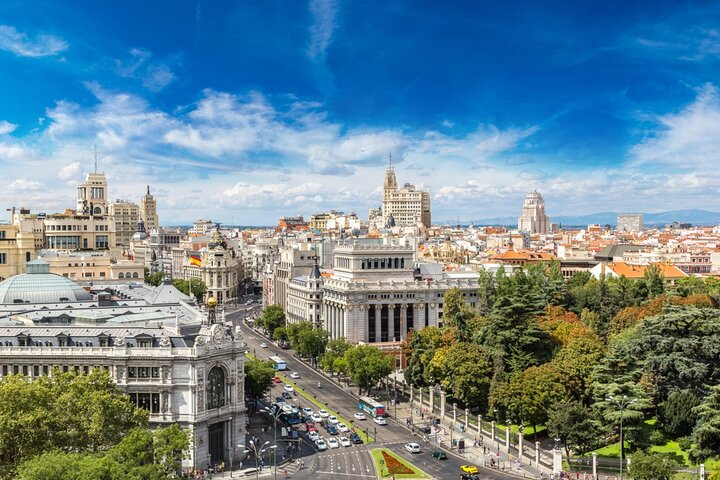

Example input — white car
[318,409,329,418]
[316,438,327,451]
[353,412,366,420]
[284,384,294,392]
[327,437,340,449]
[373,416,388,425]
[337,423,349,433]
[311,413,323,423]
[259,342,268,348]
[302,407,314,416]
[308,431,319,442]
[340,436,351,447]
[405,442,421,453]
[327,415,339,425]
[290,372,300,379]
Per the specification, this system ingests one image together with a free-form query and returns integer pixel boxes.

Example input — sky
[0,0,719,225]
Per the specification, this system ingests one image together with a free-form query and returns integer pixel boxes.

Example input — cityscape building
[109,200,140,248]
[381,157,431,228]
[518,190,551,234]
[140,186,159,233]
[617,214,644,233]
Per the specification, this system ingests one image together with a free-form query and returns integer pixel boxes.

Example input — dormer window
[56,333,68,347]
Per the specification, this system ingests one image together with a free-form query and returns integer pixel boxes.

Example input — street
[230,308,518,480]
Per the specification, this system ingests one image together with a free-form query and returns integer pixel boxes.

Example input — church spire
[383,153,397,191]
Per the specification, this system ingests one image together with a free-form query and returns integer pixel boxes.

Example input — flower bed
[381,450,415,475]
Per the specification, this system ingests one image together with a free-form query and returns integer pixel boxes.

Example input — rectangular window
[0,231,5,239]
[2,365,7,376]
[42,366,49,375]
[0,253,6,264]
[128,367,137,378]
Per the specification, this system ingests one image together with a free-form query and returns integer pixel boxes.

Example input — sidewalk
[392,401,546,479]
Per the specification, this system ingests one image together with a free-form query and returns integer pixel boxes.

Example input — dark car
[282,391,293,400]
[350,433,363,444]
[432,450,447,460]
[460,475,479,480]
[326,425,338,435]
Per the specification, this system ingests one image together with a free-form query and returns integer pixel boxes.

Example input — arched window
[132,272,139,278]
[118,272,125,279]
[206,366,226,410]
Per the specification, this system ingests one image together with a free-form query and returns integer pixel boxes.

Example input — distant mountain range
[464,209,720,227]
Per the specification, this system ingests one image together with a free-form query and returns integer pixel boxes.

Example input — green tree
[402,327,447,387]
[643,264,665,299]
[591,380,651,459]
[501,364,567,436]
[476,267,500,316]
[662,390,701,437]
[296,328,329,359]
[627,451,677,480]
[145,271,165,287]
[319,337,352,374]
[171,278,207,302]
[258,305,285,334]
[272,327,288,343]
[244,357,275,406]
[427,342,492,410]
[0,369,148,476]
[343,345,393,395]
[285,321,313,349]
[690,384,720,463]
[546,399,599,464]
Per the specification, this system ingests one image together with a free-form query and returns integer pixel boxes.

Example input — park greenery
[400,262,720,473]
[172,278,208,303]
[0,369,189,479]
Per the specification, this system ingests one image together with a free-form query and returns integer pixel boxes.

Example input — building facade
[617,214,644,233]
[518,190,551,234]
[140,186,159,232]
[109,200,140,248]
[381,160,431,228]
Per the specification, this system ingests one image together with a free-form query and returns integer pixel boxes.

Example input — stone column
[387,304,395,341]
[363,305,369,343]
[399,304,407,340]
[440,391,446,418]
[452,403,457,422]
[464,408,469,430]
[591,452,597,479]
[535,441,541,468]
[417,303,426,328]
[374,304,382,343]
[700,463,705,480]
[518,431,524,460]
[552,448,563,476]
[478,414,483,434]
[491,421,496,443]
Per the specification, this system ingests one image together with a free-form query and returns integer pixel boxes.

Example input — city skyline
[1,1,719,224]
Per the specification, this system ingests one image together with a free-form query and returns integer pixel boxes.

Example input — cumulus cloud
[58,161,81,181]
[0,25,67,57]
[114,48,177,92]
[0,120,16,135]
[307,0,338,61]
[631,83,720,169]
[10,179,43,191]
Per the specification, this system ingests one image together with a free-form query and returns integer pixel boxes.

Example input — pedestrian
[284,469,288,478]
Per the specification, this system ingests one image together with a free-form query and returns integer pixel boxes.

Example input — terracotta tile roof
[606,262,687,279]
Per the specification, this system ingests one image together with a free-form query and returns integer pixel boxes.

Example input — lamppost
[261,407,284,480]
[238,440,276,480]
[607,395,636,480]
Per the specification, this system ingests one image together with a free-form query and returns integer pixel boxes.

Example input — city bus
[358,396,386,417]
[269,356,287,371]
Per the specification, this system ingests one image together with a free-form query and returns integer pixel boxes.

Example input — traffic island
[370,448,431,479]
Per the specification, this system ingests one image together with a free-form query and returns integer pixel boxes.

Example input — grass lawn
[277,373,375,444]
[370,448,431,479]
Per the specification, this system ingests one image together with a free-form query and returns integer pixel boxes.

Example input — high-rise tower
[518,190,550,234]
[140,185,159,232]
[380,155,431,227]
[76,172,109,216]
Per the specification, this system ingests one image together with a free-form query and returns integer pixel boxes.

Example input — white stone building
[518,190,551,234]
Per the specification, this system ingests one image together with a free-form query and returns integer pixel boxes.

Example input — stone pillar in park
[478,414,483,435]
[409,384,414,405]
[518,432,524,460]
[592,452,597,480]
[491,421,496,443]
[452,403,457,422]
[464,408,469,430]
[535,441,541,467]
[552,447,563,476]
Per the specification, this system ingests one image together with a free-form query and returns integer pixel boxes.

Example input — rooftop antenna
[388,152,393,169]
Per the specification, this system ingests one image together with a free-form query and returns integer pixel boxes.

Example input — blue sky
[0,0,719,224]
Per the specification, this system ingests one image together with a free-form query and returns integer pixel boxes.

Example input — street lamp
[607,395,637,480]
[238,440,276,480]
[261,407,284,480]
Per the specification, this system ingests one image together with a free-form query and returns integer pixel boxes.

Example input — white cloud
[10,179,43,191]
[307,0,338,61]
[0,120,16,135]
[0,25,67,57]
[58,162,81,181]
[0,141,28,159]
[631,83,720,169]
[114,48,177,92]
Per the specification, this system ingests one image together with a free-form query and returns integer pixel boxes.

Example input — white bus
[269,356,287,371]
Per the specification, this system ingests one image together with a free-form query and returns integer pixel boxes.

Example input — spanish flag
[189,254,202,267]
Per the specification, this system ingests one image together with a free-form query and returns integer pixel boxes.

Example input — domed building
[182,226,240,304]
[0,259,93,303]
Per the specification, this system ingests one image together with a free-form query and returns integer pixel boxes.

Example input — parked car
[315,438,327,451]
[326,425,338,435]
[318,409,329,418]
[350,433,363,444]
[373,416,387,425]
[282,391,293,400]
[305,422,317,432]
[353,412,366,420]
[327,438,339,449]
[273,376,282,383]
[327,415,339,424]
[308,431,319,442]
[337,423,349,433]
[405,443,421,453]
[432,450,447,460]
[311,413,323,423]
[302,407,314,416]
[340,436,351,447]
